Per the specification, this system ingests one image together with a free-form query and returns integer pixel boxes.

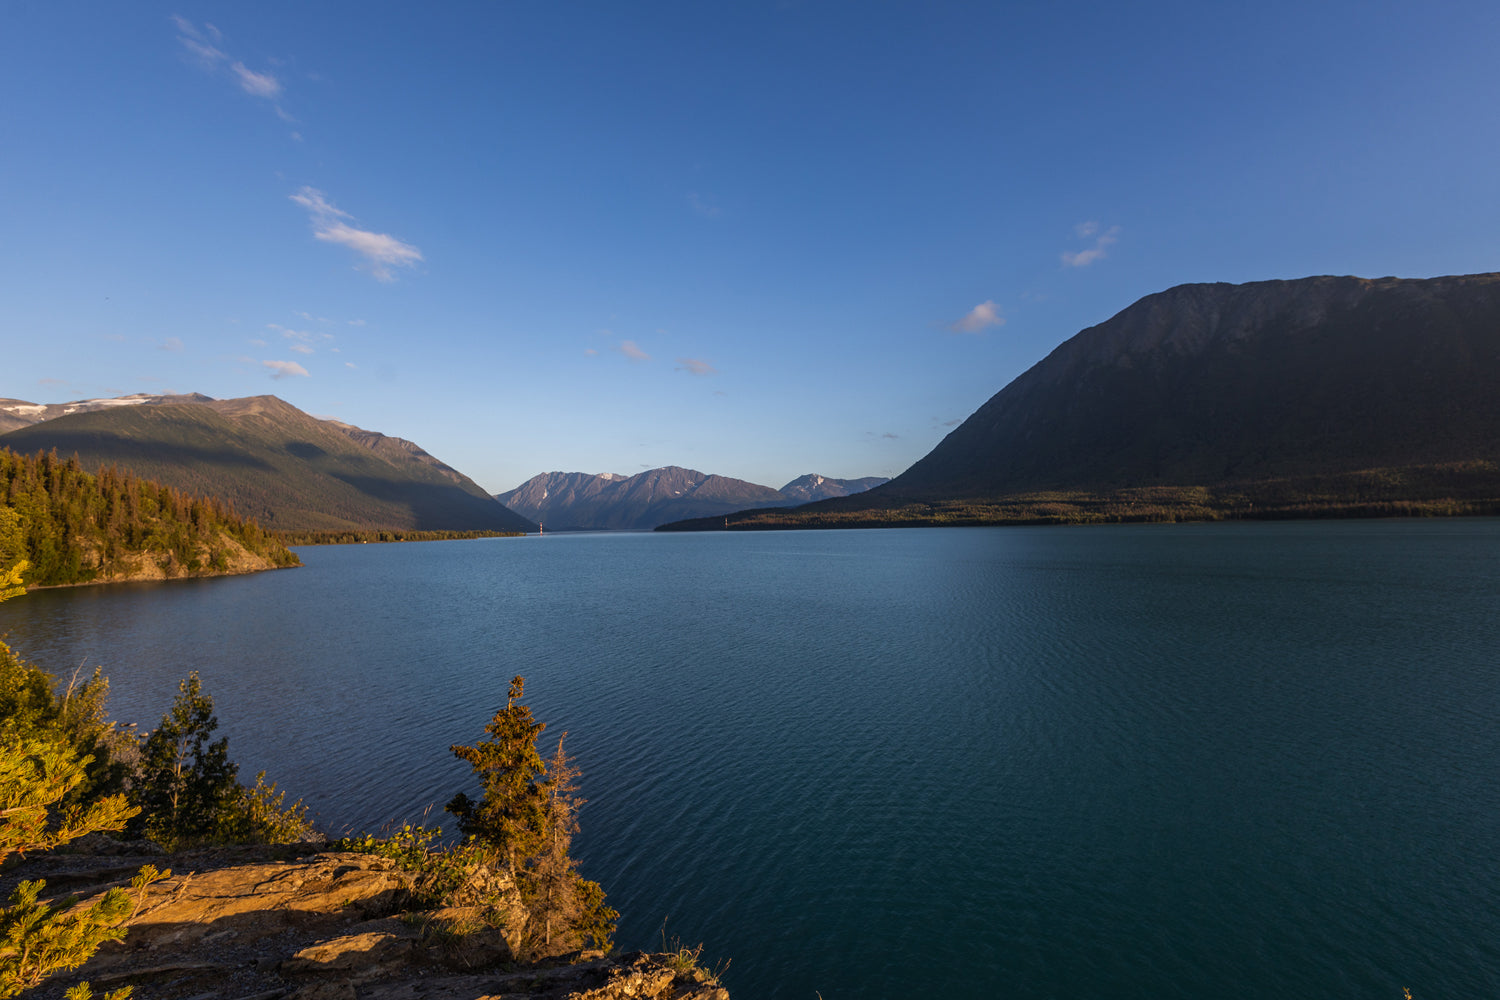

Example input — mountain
[662,273,1500,529]
[0,394,535,533]
[498,467,786,530]
[777,474,889,503]
[496,469,887,530]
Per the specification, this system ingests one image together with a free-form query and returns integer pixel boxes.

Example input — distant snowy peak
[778,473,890,503]
[496,467,889,530]
[0,392,216,433]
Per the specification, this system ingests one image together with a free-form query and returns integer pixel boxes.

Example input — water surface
[3,521,1498,998]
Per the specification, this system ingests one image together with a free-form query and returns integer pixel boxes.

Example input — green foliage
[336,823,497,910]
[0,606,134,815]
[215,770,316,846]
[0,865,167,999]
[447,676,550,867]
[0,880,131,996]
[126,675,315,850]
[346,682,619,962]
[446,678,617,957]
[0,447,299,590]
[0,731,138,864]
[65,983,133,1000]
[0,663,160,1000]
[129,672,239,851]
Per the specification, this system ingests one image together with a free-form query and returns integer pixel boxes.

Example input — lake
[3,521,1499,999]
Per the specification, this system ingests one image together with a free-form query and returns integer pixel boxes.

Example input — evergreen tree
[447,676,550,868]
[130,672,238,850]
[446,677,617,956]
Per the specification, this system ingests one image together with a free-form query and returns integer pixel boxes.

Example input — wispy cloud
[263,360,309,380]
[1062,222,1121,268]
[158,337,184,352]
[172,17,286,107]
[949,300,1004,334]
[289,344,314,355]
[674,357,717,376]
[231,62,281,98]
[171,16,225,66]
[290,186,423,281]
[882,432,899,440]
[584,348,599,356]
[617,340,650,362]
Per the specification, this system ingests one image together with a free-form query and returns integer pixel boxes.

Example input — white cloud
[314,222,424,280]
[1062,223,1121,267]
[345,362,357,369]
[290,187,423,281]
[289,187,349,219]
[231,62,282,98]
[158,337,184,352]
[248,338,267,347]
[584,348,599,356]
[347,319,366,327]
[949,300,1004,334]
[172,17,283,107]
[263,360,309,379]
[674,357,717,376]
[617,340,650,362]
[289,344,314,355]
[172,15,226,66]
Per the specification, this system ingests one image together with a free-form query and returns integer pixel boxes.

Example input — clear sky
[4,2,1498,494]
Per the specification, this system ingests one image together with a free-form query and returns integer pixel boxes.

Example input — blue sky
[4,2,1498,494]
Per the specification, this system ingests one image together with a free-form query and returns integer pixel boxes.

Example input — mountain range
[662,272,1500,529]
[0,394,535,533]
[497,469,888,530]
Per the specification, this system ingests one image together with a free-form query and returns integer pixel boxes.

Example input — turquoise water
[3,521,1499,998]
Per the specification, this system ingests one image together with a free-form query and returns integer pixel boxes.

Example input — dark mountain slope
[661,273,1500,530]
[884,273,1500,500]
[0,396,534,533]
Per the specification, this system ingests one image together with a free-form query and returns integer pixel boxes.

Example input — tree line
[0,447,299,588]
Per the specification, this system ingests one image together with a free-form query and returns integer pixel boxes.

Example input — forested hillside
[0,395,534,533]
[0,447,299,588]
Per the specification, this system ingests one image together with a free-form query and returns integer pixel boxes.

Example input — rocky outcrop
[13,846,727,1000]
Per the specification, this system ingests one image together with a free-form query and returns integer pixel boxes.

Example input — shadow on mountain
[2,432,275,472]
[332,474,531,531]
[285,441,329,460]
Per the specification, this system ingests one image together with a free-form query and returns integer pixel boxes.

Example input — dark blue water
[3,521,1499,999]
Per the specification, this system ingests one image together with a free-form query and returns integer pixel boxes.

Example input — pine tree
[130,672,238,850]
